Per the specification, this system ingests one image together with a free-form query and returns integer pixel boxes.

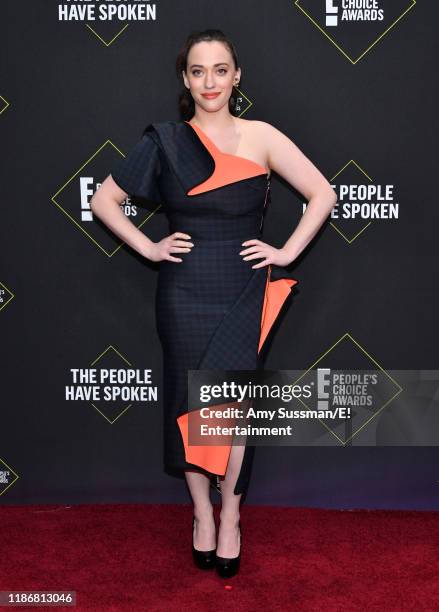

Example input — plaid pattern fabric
[111,132,163,203]
[111,121,295,495]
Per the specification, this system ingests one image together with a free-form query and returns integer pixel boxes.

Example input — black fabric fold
[110,131,163,203]
[145,121,215,196]
[269,263,300,284]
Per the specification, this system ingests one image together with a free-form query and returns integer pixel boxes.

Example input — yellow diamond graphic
[89,345,138,424]
[329,159,377,244]
[0,281,15,312]
[291,332,403,444]
[294,0,416,64]
[52,139,162,257]
[86,23,130,47]
[0,458,19,497]
[0,95,10,115]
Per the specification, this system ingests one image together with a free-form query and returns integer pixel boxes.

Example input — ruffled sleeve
[111,132,162,203]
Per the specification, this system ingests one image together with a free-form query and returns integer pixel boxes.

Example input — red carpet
[1,503,439,611]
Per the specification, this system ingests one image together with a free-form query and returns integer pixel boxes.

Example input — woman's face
[183,40,240,113]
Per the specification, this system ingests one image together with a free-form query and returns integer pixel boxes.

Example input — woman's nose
[204,73,215,87]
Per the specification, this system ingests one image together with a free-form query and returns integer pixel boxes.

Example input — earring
[230,81,241,112]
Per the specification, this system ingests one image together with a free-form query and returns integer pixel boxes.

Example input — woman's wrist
[279,245,298,266]
[140,238,156,260]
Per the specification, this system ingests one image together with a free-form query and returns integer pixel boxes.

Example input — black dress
[111,120,298,495]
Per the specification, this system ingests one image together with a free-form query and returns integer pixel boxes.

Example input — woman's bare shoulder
[237,118,278,133]
[237,118,287,146]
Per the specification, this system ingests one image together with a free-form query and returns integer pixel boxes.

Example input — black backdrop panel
[1,0,438,509]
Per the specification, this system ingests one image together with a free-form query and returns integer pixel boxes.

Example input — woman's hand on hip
[239,239,293,269]
[146,232,194,263]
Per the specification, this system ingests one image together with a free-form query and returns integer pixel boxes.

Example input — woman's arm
[90,176,193,263]
[240,122,337,269]
[90,175,156,258]
[264,121,337,262]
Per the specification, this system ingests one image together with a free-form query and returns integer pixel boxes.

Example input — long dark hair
[175,29,241,121]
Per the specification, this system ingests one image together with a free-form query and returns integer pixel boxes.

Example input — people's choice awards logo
[0,471,10,484]
[295,0,416,63]
[292,332,402,444]
[0,461,19,497]
[325,0,384,26]
[51,140,162,257]
[188,332,404,447]
[0,281,14,312]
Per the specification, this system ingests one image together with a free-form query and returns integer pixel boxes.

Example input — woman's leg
[185,469,216,551]
[216,442,244,557]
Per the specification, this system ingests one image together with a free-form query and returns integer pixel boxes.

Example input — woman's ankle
[219,509,240,527]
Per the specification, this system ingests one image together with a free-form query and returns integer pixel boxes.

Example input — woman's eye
[191,68,228,76]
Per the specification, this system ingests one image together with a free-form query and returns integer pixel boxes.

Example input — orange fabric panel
[258,273,298,353]
[176,412,232,475]
[185,122,268,195]
[177,403,236,475]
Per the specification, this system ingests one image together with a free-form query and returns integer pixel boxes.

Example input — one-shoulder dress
[111,120,298,495]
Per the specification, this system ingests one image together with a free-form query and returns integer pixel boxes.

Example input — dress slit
[177,264,298,494]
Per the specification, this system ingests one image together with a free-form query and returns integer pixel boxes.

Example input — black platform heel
[192,516,216,570]
[215,521,241,578]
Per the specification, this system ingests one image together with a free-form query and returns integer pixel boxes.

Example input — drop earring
[230,80,241,113]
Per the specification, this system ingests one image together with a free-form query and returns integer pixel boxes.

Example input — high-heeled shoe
[215,521,241,578]
[192,516,216,570]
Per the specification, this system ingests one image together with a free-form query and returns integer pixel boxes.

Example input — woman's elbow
[326,187,337,209]
[90,191,103,216]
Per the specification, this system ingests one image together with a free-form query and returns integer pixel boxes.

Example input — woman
[91,29,337,578]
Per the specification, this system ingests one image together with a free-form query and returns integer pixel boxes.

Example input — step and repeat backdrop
[1,0,438,509]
